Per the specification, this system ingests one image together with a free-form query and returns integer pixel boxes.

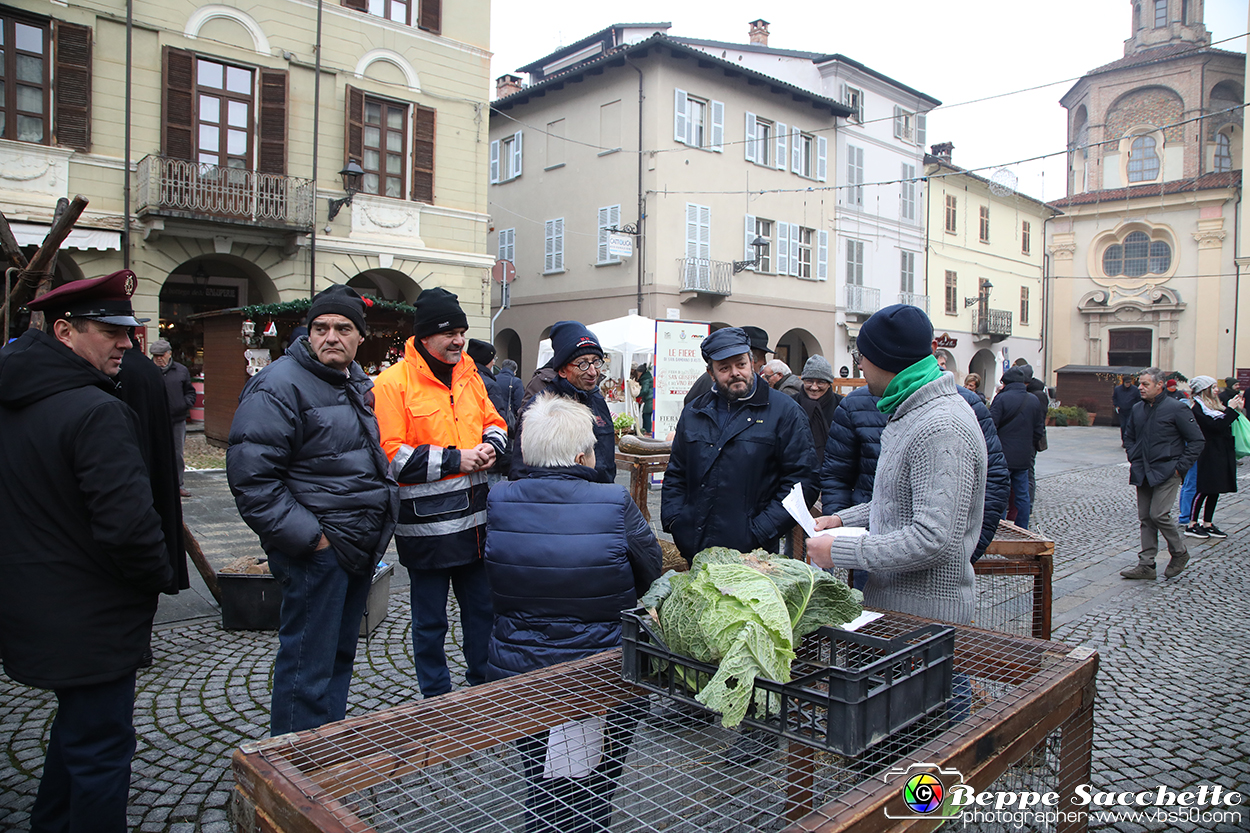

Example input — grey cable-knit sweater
[828,373,985,625]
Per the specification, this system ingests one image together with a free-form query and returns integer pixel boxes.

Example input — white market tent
[534,314,656,419]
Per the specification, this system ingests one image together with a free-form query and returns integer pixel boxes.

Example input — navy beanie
[307,285,368,334]
[548,320,603,369]
[413,287,468,339]
[856,304,934,373]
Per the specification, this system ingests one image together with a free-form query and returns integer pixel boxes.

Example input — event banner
[653,319,709,439]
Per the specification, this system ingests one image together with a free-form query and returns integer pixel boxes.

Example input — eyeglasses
[570,357,604,372]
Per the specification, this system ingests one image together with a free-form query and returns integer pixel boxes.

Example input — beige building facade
[1045,0,1244,382]
[1,0,492,364]
[924,147,1054,388]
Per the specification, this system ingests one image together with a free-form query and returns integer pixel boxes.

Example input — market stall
[189,298,415,447]
[231,614,1097,832]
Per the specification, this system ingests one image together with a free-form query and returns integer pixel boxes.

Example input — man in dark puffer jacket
[486,393,661,832]
[228,286,397,735]
[821,374,1010,563]
[990,366,1045,530]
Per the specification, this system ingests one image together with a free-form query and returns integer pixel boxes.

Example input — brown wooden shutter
[340,0,367,9]
[417,0,441,34]
[257,69,287,174]
[53,21,92,151]
[163,47,195,160]
[345,86,364,168]
[411,105,435,203]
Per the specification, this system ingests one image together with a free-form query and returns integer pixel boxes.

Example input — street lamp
[964,279,993,308]
[733,236,769,274]
[327,159,366,221]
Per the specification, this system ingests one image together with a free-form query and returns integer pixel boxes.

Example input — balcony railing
[845,284,881,316]
[136,155,315,231]
[677,258,733,296]
[898,292,929,313]
[972,307,1013,340]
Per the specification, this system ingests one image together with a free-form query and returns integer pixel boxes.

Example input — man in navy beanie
[808,304,986,627]
[512,321,616,483]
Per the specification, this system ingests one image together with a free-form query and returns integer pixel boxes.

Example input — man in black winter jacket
[1120,367,1204,580]
[228,286,397,735]
[990,366,1045,529]
[0,271,173,833]
[149,339,197,496]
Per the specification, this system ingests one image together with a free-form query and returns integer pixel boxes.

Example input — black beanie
[467,338,496,365]
[548,320,603,369]
[856,303,934,373]
[307,285,367,334]
[413,287,468,339]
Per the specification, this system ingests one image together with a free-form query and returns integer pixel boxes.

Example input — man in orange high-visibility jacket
[374,287,508,696]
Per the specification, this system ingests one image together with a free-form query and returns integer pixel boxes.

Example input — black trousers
[517,699,644,833]
[30,671,137,833]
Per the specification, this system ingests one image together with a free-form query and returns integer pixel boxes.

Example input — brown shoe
[179,488,191,498]
[1119,564,1156,580]
[1164,554,1189,579]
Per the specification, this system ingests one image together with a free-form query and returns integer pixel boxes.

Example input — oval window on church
[1102,231,1171,278]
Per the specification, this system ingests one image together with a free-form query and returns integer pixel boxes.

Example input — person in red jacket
[373,288,507,696]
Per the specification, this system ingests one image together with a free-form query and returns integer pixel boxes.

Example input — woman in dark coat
[1185,376,1242,539]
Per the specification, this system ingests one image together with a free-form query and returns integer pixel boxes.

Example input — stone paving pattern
[1,427,1248,832]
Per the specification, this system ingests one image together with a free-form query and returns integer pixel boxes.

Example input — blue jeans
[1177,465,1198,525]
[31,672,137,833]
[268,545,372,736]
[1009,468,1032,529]
[409,560,493,696]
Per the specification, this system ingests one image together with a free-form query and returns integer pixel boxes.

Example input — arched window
[1214,132,1232,173]
[1127,135,1160,182]
[1102,231,1171,278]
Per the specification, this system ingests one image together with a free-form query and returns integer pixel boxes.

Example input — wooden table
[614,450,669,523]
[231,615,1097,833]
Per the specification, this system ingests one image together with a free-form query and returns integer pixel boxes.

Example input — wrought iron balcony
[845,284,881,317]
[972,307,1013,341]
[136,155,315,231]
[898,292,929,313]
[677,258,733,297]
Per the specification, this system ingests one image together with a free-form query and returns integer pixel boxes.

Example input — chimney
[748,19,769,46]
[931,142,954,163]
[495,74,523,98]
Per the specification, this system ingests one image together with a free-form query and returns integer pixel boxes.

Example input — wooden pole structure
[0,195,89,329]
[181,522,222,604]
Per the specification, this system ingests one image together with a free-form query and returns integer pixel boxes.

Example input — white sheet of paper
[836,611,884,632]
[782,483,869,539]
[542,715,605,779]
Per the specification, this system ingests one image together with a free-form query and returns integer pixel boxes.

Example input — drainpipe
[308,0,324,298]
[1041,212,1055,386]
[1232,185,1241,375]
[123,0,132,270]
[625,57,644,314]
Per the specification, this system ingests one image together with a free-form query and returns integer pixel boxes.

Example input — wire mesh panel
[232,615,1097,833]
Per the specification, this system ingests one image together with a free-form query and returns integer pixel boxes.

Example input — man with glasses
[513,321,617,483]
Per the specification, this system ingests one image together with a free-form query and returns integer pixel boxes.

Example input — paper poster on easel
[653,320,710,441]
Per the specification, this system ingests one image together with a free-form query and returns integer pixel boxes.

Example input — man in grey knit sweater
[807,305,985,625]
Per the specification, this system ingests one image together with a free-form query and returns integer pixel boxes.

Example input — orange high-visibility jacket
[373,338,507,569]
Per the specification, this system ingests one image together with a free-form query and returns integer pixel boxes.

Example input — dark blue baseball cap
[701,326,752,362]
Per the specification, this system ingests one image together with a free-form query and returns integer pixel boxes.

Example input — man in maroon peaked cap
[0,270,171,833]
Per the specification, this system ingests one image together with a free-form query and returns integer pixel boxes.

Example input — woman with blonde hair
[963,373,985,404]
[1185,376,1243,539]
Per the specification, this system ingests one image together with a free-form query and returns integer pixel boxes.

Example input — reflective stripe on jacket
[374,337,507,570]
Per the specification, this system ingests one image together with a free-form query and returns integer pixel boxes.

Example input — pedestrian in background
[0,271,172,832]
[632,362,655,436]
[468,338,512,479]
[761,359,804,400]
[1113,375,1141,448]
[150,339,197,497]
[963,372,985,404]
[228,285,397,734]
[797,356,841,466]
[1183,376,1241,540]
[1120,367,1203,580]
[374,287,508,698]
[496,358,525,427]
[1219,376,1239,407]
[990,366,1045,529]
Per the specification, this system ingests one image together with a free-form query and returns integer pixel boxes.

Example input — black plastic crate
[621,608,954,756]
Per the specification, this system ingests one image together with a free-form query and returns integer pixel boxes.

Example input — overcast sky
[489,0,1247,203]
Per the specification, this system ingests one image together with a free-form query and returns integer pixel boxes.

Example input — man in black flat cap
[662,326,816,564]
[683,324,773,405]
[0,270,173,833]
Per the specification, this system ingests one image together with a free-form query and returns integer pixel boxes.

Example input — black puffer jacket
[513,368,617,483]
[990,369,1045,470]
[662,377,816,562]
[1124,394,1204,487]
[821,383,1010,561]
[227,338,397,575]
[0,330,172,689]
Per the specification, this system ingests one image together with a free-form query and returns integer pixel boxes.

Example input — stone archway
[495,327,522,369]
[970,348,998,391]
[775,328,822,374]
[347,268,423,303]
[159,255,279,371]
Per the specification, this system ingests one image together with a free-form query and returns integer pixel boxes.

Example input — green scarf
[877,355,943,414]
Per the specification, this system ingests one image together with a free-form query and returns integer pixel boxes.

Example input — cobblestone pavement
[1,428,1248,831]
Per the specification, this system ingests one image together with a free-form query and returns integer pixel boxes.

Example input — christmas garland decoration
[237,295,416,319]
